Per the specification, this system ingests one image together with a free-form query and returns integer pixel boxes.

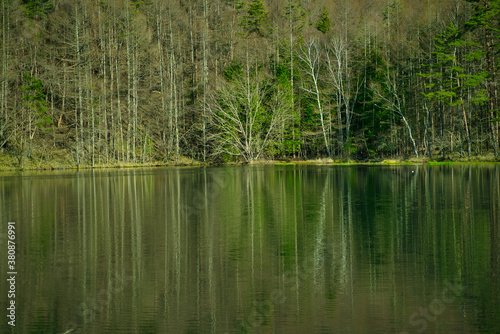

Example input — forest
[0,0,499,167]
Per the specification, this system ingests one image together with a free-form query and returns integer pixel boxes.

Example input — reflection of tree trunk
[339,169,347,287]
[491,167,499,303]
[174,169,181,307]
[313,171,328,288]
[246,169,255,283]
[203,169,217,333]
[464,166,471,246]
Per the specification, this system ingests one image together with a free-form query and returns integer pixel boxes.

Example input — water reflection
[0,165,498,333]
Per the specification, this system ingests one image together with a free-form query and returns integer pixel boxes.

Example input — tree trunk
[133,38,138,164]
[126,4,132,162]
[202,0,209,162]
[1,0,8,148]
[483,11,499,156]
[114,12,124,162]
[300,40,331,157]
[75,2,83,165]
[99,3,108,164]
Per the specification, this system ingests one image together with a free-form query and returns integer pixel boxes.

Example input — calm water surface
[0,165,499,333]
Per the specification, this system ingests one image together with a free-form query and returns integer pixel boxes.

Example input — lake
[0,165,499,333]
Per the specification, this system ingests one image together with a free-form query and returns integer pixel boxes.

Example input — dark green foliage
[223,61,244,81]
[22,0,52,19]
[22,73,53,130]
[271,63,301,156]
[420,23,489,106]
[315,7,330,34]
[240,0,269,37]
[284,0,307,33]
[360,51,393,155]
[464,0,500,30]
[130,1,151,9]
[420,23,463,103]
[298,94,317,131]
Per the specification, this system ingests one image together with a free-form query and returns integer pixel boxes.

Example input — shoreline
[0,152,499,172]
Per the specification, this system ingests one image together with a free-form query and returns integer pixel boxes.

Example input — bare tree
[209,72,288,162]
[373,71,419,157]
[326,37,362,156]
[298,39,331,157]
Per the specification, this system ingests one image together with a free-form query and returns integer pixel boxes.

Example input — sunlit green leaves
[465,0,500,31]
[464,71,489,88]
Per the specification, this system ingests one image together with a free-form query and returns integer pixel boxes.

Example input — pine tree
[420,23,489,157]
[464,0,500,155]
[22,73,53,131]
[316,7,330,34]
[240,0,269,37]
[21,0,52,19]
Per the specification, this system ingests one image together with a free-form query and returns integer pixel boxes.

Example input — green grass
[275,162,296,166]
[428,161,456,166]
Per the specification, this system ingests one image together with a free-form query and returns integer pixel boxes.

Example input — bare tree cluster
[0,0,499,167]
